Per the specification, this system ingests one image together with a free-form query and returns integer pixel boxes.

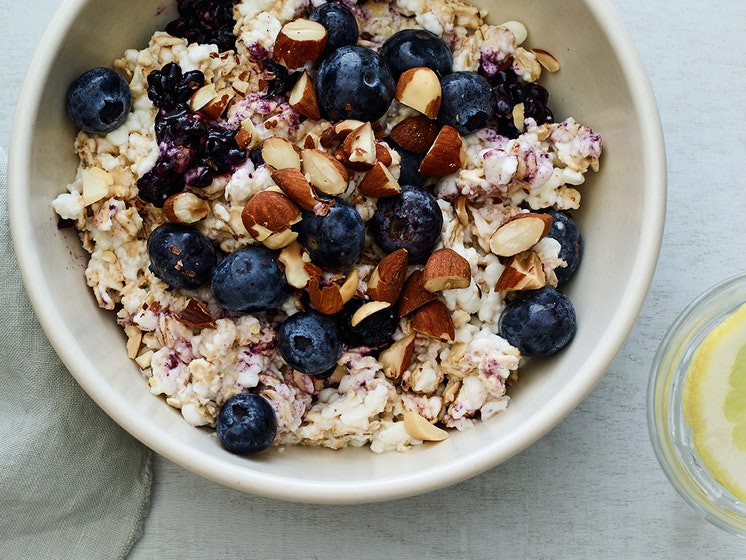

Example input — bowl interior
[9,0,664,503]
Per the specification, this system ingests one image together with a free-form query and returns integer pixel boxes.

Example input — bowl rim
[8,0,666,504]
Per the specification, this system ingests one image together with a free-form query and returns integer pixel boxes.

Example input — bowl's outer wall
[9,0,665,503]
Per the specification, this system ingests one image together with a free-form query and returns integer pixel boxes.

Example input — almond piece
[189,84,235,119]
[398,269,437,317]
[403,411,449,442]
[357,161,401,198]
[164,192,210,225]
[242,190,301,240]
[262,137,301,170]
[351,301,392,327]
[278,242,311,289]
[302,149,350,195]
[336,122,376,170]
[395,67,442,119]
[272,18,327,69]
[531,48,561,72]
[81,167,113,206]
[319,119,365,148]
[489,213,552,257]
[390,116,440,154]
[379,333,416,381]
[512,102,525,132]
[410,300,455,342]
[308,276,345,315]
[339,269,359,304]
[422,248,471,292]
[376,143,393,167]
[418,125,465,177]
[235,118,262,150]
[495,250,547,291]
[176,299,216,329]
[502,20,528,45]
[262,228,298,250]
[270,167,332,216]
[368,248,409,303]
[289,71,321,120]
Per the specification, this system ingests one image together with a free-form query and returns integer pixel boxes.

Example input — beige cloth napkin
[0,147,152,559]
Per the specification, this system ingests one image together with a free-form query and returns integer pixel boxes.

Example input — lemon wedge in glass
[683,303,746,501]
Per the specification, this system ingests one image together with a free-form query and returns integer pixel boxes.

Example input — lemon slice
[683,303,746,501]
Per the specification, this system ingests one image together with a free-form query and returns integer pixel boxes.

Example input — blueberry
[498,288,577,357]
[211,246,288,312]
[295,199,365,268]
[543,211,583,285]
[216,393,277,454]
[309,2,359,59]
[384,139,425,186]
[66,67,132,134]
[380,29,452,78]
[438,72,495,134]
[147,223,217,289]
[337,299,398,348]
[146,63,205,111]
[370,185,442,263]
[262,60,298,99]
[166,0,239,53]
[316,46,395,121]
[277,311,342,375]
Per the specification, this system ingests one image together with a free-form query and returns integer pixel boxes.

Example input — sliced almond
[262,228,299,250]
[189,83,234,119]
[390,116,440,154]
[422,248,471,292]
[235,118,262,150]
[351,301,392,327]
[270,167,332,216]
[135,350,154,370]
[531,48,561,72]
[395,67,442,119]
[278,242,311,288]
[339,269,359,304]
[379,333,416,381]
[403,411,449,442]
[242,190,301,240]
[502,20,528,45]
[336,122,376,170]
[489,213,552,257]
[376,143,393,167]
[398,269,437,317]
[512,102,525,132]
[418,125,465,177]
[125,326,142,359]
[262,137,301,170]
[289,71,321,120]
[163,192,210,225]
[308,277,345,315]
[303,133,318,149]
[272,18,327,69]
[495,250,547,292]
[176,299,216,329]
[456,196,468,227]
[410,300,455,342]
[357,162,401,198]
[81,167,113,206]
[368,249,409,304]
[302,149,351,195]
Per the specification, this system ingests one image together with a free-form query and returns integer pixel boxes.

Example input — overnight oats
[53,0,603,454]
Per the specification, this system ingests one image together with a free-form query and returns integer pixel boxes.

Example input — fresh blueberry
[336,299,398,348]
[146,63,205,111]
[295,199,365,268]
[211,246,288,312]
[165,0,239,53]
[498,287,577,357]
[543,211,583,285]
[316,46,395,121]
[309,2,359,58]
[147,223,217,289]
[216,393,277,454]
[66,67,132,134]
[380,29,453,78]
[277,311,342,375]
[370,185,442,263]
[438,72,495,134]
[249,147,265,168]
[384,139,425,186]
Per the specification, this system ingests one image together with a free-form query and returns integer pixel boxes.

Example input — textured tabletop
[3,0,745,557]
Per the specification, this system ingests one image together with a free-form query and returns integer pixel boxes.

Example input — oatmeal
[55,0,602,454]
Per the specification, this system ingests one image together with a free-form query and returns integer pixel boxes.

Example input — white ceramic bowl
[9,0,665,504]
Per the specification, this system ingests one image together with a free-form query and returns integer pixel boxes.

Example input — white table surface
[3,0,745,557]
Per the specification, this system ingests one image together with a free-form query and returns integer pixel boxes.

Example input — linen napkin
[0,147,151,560]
